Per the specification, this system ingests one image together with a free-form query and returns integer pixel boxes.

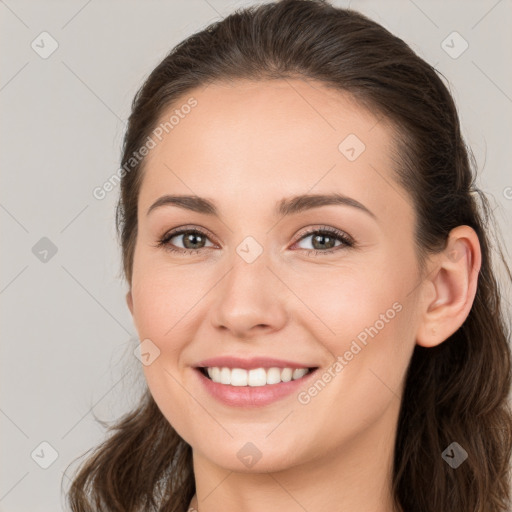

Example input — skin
[125,78,481,512]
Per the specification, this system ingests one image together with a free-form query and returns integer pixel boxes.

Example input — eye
[155,226,215,255]
[293,226,354,255]
[155,225,354,256]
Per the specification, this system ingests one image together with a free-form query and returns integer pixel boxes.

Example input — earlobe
[416,226,481,348]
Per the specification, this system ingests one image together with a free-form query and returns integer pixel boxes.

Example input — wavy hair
[65,1,512,510]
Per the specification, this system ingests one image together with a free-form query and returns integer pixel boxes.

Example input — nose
[209,252,288,339]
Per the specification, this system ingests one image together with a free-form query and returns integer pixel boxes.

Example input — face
[126,78,424,473]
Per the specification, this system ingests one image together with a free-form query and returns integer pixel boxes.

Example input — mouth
[196,366,319,387]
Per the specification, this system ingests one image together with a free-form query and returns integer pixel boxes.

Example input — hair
[64,1,512,511]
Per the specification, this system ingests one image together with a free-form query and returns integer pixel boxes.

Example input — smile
[194,366,320,407]
[200,366,316,386]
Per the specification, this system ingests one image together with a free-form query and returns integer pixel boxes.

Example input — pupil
[313,234,334,250]
[185,233,204,249]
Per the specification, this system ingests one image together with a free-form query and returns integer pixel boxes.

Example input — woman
[65,1,512,511]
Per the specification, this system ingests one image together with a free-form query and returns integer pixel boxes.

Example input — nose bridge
[209,240,288,336]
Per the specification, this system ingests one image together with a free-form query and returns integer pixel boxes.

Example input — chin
[193,439,307,474]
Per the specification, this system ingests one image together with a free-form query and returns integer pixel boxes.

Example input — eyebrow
[146,193,376,219]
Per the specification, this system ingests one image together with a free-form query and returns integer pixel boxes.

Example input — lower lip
[194,368,319,407]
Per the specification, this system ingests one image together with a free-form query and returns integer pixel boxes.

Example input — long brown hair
[64,1,512,510]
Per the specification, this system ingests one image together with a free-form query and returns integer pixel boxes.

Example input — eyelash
[155,225,355,256]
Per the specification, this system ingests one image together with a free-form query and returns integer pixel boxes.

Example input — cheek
[287,259,407,347]
[298,293,414,444]
[130,253,202,340]
[130,265,200,440]
[288,255,416,399]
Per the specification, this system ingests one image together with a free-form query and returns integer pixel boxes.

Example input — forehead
[138,78,407,221]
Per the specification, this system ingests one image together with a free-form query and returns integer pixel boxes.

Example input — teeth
[220,367,231,385]
[205,367,311,386]
[281,368,292,382]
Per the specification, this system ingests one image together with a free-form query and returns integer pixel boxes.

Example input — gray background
[1,0,511,510]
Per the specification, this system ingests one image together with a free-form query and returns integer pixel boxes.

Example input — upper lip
[194,356,318,370]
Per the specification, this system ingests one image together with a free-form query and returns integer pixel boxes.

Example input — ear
[126,290,134,316]
[416,225,482,347]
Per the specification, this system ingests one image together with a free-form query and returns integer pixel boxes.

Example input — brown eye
[172,231,208,250]
[157,228,215,254]
[301,232,338,250]
[294,227,354,255]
